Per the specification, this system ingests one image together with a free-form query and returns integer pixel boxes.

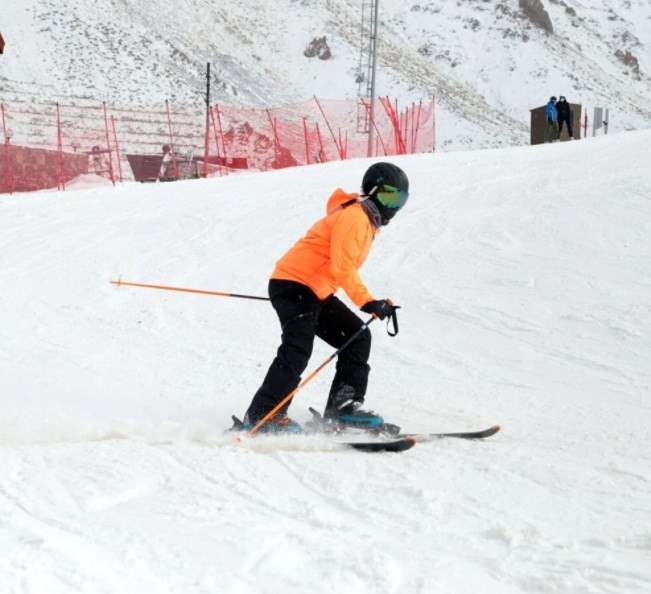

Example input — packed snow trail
[1,131,650,593]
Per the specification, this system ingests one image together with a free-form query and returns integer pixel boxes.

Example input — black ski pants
[245,279,371,423]
[558,115,573,138]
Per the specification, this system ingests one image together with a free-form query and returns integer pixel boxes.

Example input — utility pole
[203,62,211,177]
[205,63,211,130]
[356,0,380,157]
[367,0,379,157]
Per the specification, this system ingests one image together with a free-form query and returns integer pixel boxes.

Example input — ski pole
[109,279,269,301]
[246,316,376,437]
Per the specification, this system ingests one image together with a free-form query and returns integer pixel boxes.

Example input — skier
[556,95,574,140]
[240,162,409,433]
[546,96,559,143]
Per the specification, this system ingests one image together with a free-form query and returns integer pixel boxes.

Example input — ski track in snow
[1,133,651,593]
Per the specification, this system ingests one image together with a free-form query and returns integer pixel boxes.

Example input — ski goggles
[375,184,409,210]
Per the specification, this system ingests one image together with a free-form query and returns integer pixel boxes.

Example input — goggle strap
[327,196,364,215]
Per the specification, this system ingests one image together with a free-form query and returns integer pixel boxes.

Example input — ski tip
[400,423,502,441]
[475,424,501,438]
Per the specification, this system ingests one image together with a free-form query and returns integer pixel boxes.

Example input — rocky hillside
[1,0,650,150]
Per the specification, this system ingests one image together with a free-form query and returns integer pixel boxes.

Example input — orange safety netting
[1,97,434,193]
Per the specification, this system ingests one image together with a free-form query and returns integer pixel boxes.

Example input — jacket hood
[327,188,359,214]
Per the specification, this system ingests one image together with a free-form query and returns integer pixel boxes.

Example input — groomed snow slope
[1,131,650,593]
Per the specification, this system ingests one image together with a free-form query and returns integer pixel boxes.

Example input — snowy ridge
[1,0,651,150]
[1,130,650,592]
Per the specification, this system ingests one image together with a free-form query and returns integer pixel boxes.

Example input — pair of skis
[343,424,501,452]
[231,410,500,453]
[303,407,500,452]
[306,409,500,452]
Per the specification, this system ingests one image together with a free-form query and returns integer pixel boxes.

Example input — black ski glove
[361,299,394,320]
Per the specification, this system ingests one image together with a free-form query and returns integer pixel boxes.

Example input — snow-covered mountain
[1,0,651,149]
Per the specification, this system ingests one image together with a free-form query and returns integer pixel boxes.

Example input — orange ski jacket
[271,188,378,307]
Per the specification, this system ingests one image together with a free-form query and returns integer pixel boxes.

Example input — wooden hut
[530,102,582,145]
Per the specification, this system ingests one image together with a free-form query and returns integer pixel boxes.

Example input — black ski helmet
[361,162,409,224]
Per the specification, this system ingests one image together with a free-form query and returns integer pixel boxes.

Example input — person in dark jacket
[556,96,574,140]
[545,97,559,143]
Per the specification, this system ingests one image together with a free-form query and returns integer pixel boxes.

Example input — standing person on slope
[546,96,559,143]
[240,162,409,434]
[556,95,574,140]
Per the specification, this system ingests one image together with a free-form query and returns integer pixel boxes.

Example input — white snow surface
[1,132,651,593]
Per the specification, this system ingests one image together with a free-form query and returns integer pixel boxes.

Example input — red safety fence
[1,97,435,194]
